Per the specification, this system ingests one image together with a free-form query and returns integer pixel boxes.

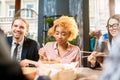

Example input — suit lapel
[21,37,28,60]
[7,36,13,48]
[7,37,13,56]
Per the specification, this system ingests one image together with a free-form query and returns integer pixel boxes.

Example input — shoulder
[6,36,13,45]
[7,36,12,41]
[24,37,37,43]
[69,44,80,51]
[24,37,38,46]
[68,44,81,56]
[45,42,55,46]
[90,38,96,41]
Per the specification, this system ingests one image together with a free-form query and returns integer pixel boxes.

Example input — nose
[58,34,62,38]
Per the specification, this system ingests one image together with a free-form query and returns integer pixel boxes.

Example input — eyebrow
[108,23,119,25]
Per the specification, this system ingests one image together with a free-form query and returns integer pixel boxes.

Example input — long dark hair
[106,14,120,44]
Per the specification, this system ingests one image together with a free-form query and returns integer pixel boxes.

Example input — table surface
[22,67,37,80]
[76,67,103,79]
[22,67,103,80]
[77,67,102,75]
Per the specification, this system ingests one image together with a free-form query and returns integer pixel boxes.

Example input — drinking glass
[94,40,108,64]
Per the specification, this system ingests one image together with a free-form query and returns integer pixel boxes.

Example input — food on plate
[40,59,61,64]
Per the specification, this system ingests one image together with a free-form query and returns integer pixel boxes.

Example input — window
[8,5,15,17]
[25,4,33,18]
[89,0,109,34]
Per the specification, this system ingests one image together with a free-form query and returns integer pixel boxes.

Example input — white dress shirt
[11,39,24,61]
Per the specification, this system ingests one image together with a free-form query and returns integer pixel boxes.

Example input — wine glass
[94,39,108,65]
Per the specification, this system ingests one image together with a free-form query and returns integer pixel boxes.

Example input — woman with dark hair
[86,14,120,80]
[99,14,120,80]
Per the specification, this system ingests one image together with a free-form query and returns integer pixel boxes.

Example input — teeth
[16,32,19,34]
[15,33,20,35]
[15,32,20,34]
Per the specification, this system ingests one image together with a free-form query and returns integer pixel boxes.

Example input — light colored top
[11,38,24,61]
[43,42,81,67]
[99,33,120,80]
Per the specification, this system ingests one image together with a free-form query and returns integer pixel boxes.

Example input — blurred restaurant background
[0,0,119,66]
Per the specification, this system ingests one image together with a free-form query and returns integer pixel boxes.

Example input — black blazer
[7,36,39,61]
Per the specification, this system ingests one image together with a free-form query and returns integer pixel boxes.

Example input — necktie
[13,43,19,61]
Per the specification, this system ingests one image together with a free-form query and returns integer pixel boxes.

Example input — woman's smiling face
[108,18,120,37]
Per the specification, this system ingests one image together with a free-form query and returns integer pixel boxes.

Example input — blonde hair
[89,31,95,37]
[47,16,79,41]
[11,17,29,30]
[89,29,101,38]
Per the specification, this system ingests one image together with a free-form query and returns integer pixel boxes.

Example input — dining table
[22,67,37,80]
[76,67,103,80]
[22,66,103,80]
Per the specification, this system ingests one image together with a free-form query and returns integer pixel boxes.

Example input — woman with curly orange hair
[39,16,81,67]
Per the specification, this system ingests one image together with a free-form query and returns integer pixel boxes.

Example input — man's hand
[87,51,97,65]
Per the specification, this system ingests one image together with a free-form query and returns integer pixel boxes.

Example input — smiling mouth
[15,33,21,36]
[15,31,21,35]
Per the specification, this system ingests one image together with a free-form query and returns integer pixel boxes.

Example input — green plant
[69,38,78,45]
[45,17,54,27]
[43,37,78,45]
[43,37,55,44]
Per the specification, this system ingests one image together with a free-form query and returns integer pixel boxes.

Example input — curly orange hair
[47,16,79,41]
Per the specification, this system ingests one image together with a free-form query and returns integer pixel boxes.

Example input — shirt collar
[53,42,57,49]
[12,37,24,46]
[53,42,72,51]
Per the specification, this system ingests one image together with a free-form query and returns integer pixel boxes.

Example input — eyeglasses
[106,23,119,29]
